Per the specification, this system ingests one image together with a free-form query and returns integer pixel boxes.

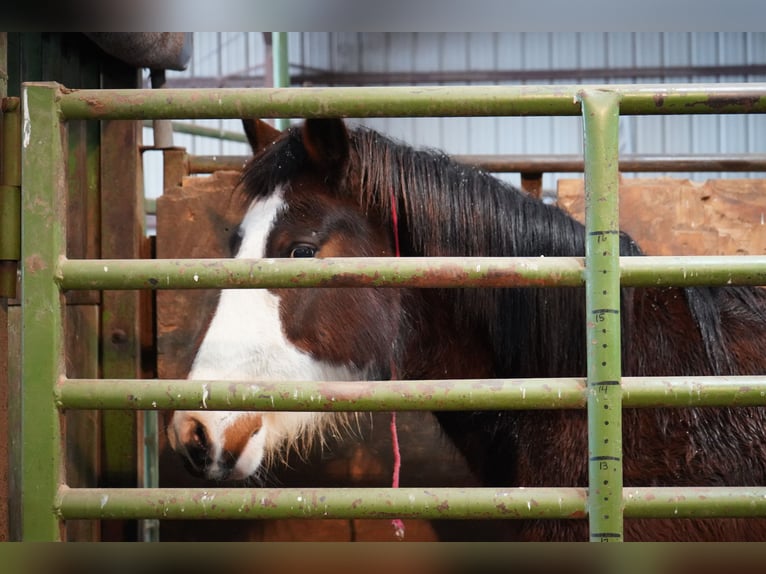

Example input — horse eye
[289,244,317,258]
[228,226,243,256]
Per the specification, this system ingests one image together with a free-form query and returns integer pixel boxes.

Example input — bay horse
[168,117,766,541]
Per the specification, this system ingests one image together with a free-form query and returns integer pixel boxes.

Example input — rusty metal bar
[57,255,766,291]
[55,376,766,411]
[55,485,766,521]
[161,64,766,89]
[60,256,585,289]
[58,83,766,121]
[142,120,248,144]
[188,153,766,175]
[58,486,587,521]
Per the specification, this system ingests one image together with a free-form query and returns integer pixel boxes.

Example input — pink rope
[390,412,405,539]
[390,190,401,258]
[389,189,405,539]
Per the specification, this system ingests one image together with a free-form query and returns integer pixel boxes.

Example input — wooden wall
[3,32,145,541]
[558,177,766,255]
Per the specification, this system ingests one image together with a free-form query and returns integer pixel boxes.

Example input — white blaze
[170,187,363,480]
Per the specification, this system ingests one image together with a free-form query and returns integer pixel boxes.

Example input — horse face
[168,120,400,480]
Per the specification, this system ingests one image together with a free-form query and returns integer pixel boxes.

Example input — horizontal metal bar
[58,256,586,290]
[56,83,766,120]
[188,155,253,173]
[623,487,766,519]
[162,64,766,89]
[57,486,587,520]
[621,256,766,287]
[57,256,766,291]
[58,377,587,411]
[142,120,249,144]
[55,486,766,520]
[56,376,766,411]
[188,153,766,175]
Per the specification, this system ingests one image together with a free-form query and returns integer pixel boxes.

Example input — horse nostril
[186,421,211,469]
[192,421,208,449]
[220,450,237,473]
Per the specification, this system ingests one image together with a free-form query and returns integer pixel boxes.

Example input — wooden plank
[0,302,8,541]
[60,37,102,542]
[98,59,143,542]
[6,306,20,541]
[557,177,766,255]
[64,305,101,541]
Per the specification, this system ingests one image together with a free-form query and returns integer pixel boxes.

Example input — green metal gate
[18,81,766,541]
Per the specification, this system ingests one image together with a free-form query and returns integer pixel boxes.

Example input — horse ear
[242,119,282,154]
[301,118,350,171]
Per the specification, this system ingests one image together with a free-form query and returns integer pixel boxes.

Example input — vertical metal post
[20,82,65,540]
[580,90,624,542]
[272,32,290,131]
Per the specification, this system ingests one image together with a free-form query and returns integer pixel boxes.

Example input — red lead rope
[389,189,405,539]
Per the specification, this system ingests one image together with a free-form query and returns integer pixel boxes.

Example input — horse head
[167,119,404,480]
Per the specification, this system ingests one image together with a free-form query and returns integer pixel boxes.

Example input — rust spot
[653,93,666,107]
[568,510,587,519]
[26,254,47,273]
[436,500,450,513]
[699,95,761,112]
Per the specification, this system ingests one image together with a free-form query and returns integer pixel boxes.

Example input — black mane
[240,123,761,379]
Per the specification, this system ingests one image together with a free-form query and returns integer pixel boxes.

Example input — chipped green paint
[59,256,586,290]
[57,486,587,521]
[57,83,766,120]
[55,485,766,521]
[20,83,65,541]
[581,90,624,542]
[54,376,766,411]
[57,377,588,411]
[57,255,766,291]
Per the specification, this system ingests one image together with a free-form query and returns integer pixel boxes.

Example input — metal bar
[161,64,766,89]
[453,153,766,173]
[56,255,766,291]
[142,120,248,144]
[618,256,766,286]
[187,153,766,175]
[581,90,623,541]
[623,487,766,519]
[57,486,587,521]
[57,83,766,121]
[59,256,585,289]
[188,154,248,173]
[271,32,290,130]
[20,83,65,541]
[55,375,766,411]
[55,485,766,521]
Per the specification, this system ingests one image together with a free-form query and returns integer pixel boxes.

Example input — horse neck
[395,181,593,379]
[625,285,766,377]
